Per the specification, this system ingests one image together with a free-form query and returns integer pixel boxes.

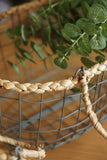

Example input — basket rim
[0,0,57,21]
[0,60,106,94]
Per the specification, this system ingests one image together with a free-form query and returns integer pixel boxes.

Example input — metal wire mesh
[0,71,107,150]
[0,0,107,151]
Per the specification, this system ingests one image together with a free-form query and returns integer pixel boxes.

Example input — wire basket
[0,0,107,159]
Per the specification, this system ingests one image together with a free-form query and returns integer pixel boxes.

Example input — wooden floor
[45,121,107,160]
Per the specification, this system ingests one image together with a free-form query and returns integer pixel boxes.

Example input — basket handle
[80,75,107,139]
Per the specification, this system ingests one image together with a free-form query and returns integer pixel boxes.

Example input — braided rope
[0,60,107,94]
[0,0,57,21]
[0,135,46,159]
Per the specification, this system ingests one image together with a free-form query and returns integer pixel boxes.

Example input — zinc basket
[0,0,107,159]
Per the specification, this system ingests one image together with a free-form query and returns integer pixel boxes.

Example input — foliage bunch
[6,0,107,75]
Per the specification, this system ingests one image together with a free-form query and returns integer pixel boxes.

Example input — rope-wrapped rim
[0,0,57,21]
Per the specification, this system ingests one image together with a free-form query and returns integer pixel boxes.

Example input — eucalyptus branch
[6,0,107,74]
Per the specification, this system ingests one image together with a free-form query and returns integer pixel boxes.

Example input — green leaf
[81,1,90,16]
[94,0,107,9]
[61,29,71,41]
[30,12,41,28]
[15,53,27,68]
[15,38,21,48]
[6,29,14,39]
[70,0,81,8]
[54,57,68,69]
[93,49,105,57]
[88,3,107,24]
[76,18,97,35]
[48,55,53,67]
[30,26,36,38]
[48,0,52,12]
[81,57,96,68]
[74,34,92,56]
[62,23,81,39]
[13,24,21,36]
[8,61,21,75]
[78,34,92,54]
[41,30,47,45]
[18,48,35,63]
[46,26,51,44]
[74,44,88,56]
[90,33,106,49]
[57,45,71,56]
[21,25,30,42]
[31,42,44,59]
[71,87,81,93]
[96,56,105,63]
[101,23,107,38]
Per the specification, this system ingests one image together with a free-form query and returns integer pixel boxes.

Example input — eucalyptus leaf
[6,29,14,39]
[101,23,107,38]
[15,53,27,68]
[78,34,92,54]
[13,24,21,36]
[54,57,68,69]
[62,23,81,40]
[88,3,107,24]
[46,26,51,44]
[57,45,71,56]
[76,18,97,35]
[81,1,90,16]
[15,38,21,48]
[96,56,105,63]
[31,42,44,59]
[94,0,107,9]
[18,48,35,63]
[21,25,30,42]
[70,0,81,8]
[74,44,89,56]
[61,29,71,41]
[8,61,21,75]
[81,57,96,68]
[90,33,106,49]
[30,26,36,38]
[93,49,105,57]
[30,11,41,28]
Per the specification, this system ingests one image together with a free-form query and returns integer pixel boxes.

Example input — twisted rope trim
[0,0,57,20]
[80,76,107,139]
[79,60,107,140]
[0,60,107,94]
[0,134,46,159]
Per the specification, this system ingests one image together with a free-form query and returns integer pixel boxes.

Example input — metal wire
[0,71,106,150]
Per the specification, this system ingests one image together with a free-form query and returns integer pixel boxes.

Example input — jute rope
[79,60,107,139]
[0,0,57,21]
[0,135,46,159]
[80,76,107,139]
[0,60,107,94]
